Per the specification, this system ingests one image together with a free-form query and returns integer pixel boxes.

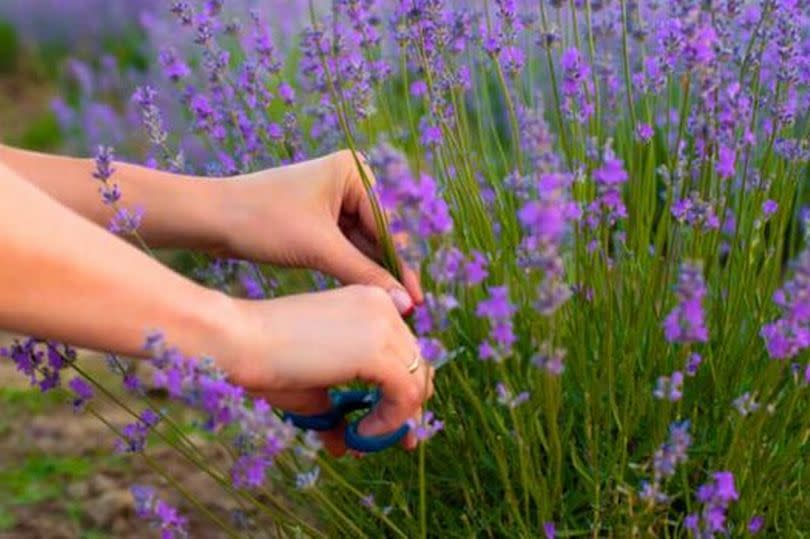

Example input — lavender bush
[5,0,810,536]
[0,0,158,52]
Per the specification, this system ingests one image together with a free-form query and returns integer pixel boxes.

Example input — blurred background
[0,1,154,154]
[0,3,276,537]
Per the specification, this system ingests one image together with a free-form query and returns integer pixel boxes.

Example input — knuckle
[330,148,376,187]
[402,383,423,410]
[356,264,391,288]
[368,320,391,351]
[359,284,396,313]
[331,148,355,173]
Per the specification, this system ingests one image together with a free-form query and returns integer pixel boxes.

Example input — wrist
[190,287,252,377]
[105,161,234,253]
[169,177,234,255]
[207,293,283,391]
[206,173,279,259]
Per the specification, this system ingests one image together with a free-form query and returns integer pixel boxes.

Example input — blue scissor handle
[283,389,409,453]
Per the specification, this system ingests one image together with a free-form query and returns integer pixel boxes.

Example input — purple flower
[419,337,447,366]
[713,472,739,502]
[705,505,727,532]
[267,122,284,141]
[685,353,703,376]
[68,377,94,413]
[641,420,691,503]
[663,262,709,344]
[109,206,145,235]
[143,333,296,483]
[762,199,778,218]
[501,46,525,77]
[169,2,193,26]
[685,24,718,68]
[116,409,161,454]
[543,521,556,538]
[231,455,269,489]
[92,145,115,182]
[636,123,654,143]
[495,382,529,409]
[159,47,190,82]
[717,145,736,179]
[130,485,188,539]
[92,145,122,205]
[748,515,764,534]
[0,338,75,392]
[639,480,668,504]
[369,144,453,245]
[733,392,760,416]
[131,86,168,149]
[516,171,576,316]
[560,47,594,123]
[407,411,444,441]
[688,470,740,535]
[518,175,573,243]
[278,82,295,106]
[413,293,458,335]
[593,157,629,186]
[295,466,321,490]
[532,343,566,375]
[360,493,376,509]
[585,148,629,229]
[430,247,465,283]
[761,249,810,359]
[464,251,489,286]
[671,194,721,231]
[410,80,428,97]
[653,371,684,402]
[420,124,443,147]
[476,287,517,361]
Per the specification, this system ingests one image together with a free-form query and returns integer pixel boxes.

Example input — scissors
[283,388,408,453]
[283,349,460,453]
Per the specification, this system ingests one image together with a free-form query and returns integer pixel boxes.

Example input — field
[1,1,810,538]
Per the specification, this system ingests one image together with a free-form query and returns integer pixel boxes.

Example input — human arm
[0,145,423,312]
[0,161,431,454]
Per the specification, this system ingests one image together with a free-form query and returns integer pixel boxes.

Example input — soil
[0,336,236,539]
[0,60,270,539]
[0,61,232,539]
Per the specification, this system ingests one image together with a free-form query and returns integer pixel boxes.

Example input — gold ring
[407,352,421,373]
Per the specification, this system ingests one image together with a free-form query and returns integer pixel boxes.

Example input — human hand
[221,285,434,456]
[214,150,423,314]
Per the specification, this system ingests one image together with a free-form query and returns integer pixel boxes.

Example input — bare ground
[0,338,239,539]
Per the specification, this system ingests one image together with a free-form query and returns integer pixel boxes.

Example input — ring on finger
[407,351,422,373]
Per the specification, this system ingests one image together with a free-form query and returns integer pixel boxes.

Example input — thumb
[318,233,414,316]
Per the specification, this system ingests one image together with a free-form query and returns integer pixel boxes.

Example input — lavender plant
[5,0,810,537]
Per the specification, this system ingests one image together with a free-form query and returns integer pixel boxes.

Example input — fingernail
[389,288,414,316]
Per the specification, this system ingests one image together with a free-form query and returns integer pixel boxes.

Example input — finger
[252,388,331,414]
[398,258,424,305]
[356,336,429,440]
[340,154,424,304]
[403,407,421,451]
[424,364,435,401]
[342,226,423,306]
[404,361,434,450]
[318,232,415,316]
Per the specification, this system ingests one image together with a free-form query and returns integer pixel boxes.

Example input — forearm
[0,161,241,366]
[0,144,228,252]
